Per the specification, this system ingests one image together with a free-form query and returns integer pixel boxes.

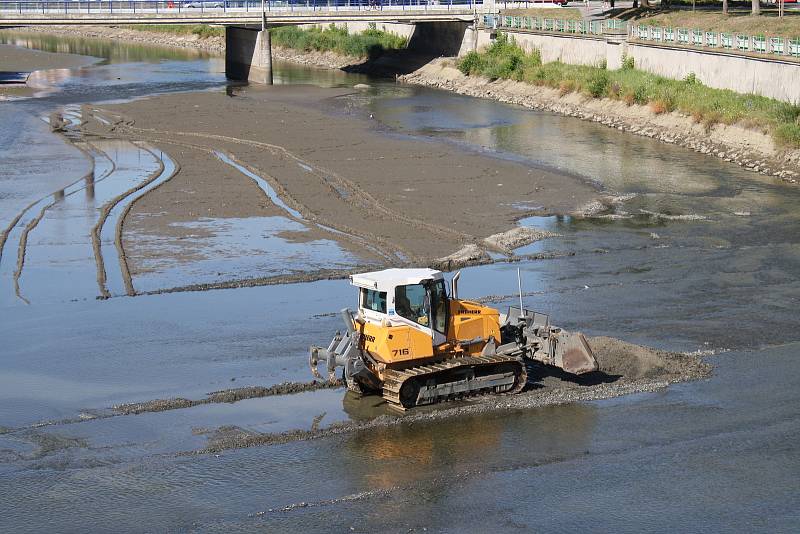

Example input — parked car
[184,0,225,8]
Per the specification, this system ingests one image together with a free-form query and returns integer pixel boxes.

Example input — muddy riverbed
[1,32,799,533]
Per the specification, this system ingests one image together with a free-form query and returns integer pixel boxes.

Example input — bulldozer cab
[352,268,448,345]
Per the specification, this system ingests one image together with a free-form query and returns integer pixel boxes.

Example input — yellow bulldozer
[310,268,598,410]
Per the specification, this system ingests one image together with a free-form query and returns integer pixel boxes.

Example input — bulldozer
[309,268,598,410]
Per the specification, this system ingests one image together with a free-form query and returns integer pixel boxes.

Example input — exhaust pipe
[451,271,461,299]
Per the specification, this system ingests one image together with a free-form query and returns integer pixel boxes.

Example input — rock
[353,83,371,90]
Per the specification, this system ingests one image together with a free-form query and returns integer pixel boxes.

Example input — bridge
[0,1,485,25]
[0,0,499,83]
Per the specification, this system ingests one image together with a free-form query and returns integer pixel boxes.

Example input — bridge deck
[0,3,484,25]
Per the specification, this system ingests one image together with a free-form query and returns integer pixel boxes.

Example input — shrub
[587,70,610,98]
[621,55,635,71]
[684,72,700,85]
[458,51,484,75]
[633,84,649,105]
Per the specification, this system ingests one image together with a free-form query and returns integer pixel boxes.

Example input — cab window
[361,288,386,313]
[395,281,447,333]
[395,284,428,326]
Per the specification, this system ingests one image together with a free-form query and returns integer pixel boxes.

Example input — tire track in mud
[12,197,61,304]
[212,150,402,264]
[117,131,415,265]
[1,121,176,301]
[107,131,412,268]
[100,145,177,297]
[2,145,99,303]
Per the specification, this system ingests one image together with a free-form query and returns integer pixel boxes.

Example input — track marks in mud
[113,380,344,415]
[109,147,178,296]
[0,111,178,302]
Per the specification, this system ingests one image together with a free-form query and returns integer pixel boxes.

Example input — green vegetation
[130,24,224,39]
[270,24,407,58]
[457,33,800,147]
[127,24,407,58]
[499,7,583,20]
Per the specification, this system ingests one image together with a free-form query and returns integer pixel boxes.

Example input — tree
[752,0,761,15]
[723,0,728,15]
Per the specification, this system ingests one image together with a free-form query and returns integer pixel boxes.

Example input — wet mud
[77,86,606,292]
[194,336,711,454]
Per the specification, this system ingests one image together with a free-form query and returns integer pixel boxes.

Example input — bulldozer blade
[554,332,598,375]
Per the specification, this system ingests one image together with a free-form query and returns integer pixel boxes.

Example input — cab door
[393,281,447,346]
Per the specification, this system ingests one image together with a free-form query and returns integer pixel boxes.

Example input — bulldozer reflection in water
[341,392,598,491]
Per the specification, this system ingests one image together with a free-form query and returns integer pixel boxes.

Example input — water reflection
[0,32,216,64]
[339,403,597,491]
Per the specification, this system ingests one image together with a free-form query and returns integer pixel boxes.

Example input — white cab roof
[350,268,443,292]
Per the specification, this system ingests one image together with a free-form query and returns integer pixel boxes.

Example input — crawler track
[382,354,528,411]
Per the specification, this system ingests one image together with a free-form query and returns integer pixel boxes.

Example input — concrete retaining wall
[477,30,607,67]
[628,42,800,103]
[475,28,800,103]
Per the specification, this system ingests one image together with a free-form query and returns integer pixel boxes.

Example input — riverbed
[1,32,799,532]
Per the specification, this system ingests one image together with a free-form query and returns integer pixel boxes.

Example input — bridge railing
[629,24,800,60]
[0,0,484,15]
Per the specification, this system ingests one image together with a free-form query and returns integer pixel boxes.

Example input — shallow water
[129,215,361,292]
[1,34,799,533]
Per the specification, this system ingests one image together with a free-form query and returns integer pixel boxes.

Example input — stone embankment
[400,59,800,183]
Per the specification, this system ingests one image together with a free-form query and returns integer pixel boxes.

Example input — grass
[130,24,224,39]
[499,8,584,20]
[457,33,800,147]
[269,24,407,59]
[626,10,800,37]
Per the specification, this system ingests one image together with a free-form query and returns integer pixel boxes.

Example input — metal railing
[630,24,800,59]
[0,0,482,14]
[482,15,606,36]
[480,16,800,62]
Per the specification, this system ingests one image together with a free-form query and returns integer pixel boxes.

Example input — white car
[184,1,225,7]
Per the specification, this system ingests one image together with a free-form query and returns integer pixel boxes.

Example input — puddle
[128,216,361,293]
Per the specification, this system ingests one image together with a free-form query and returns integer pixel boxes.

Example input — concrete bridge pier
[225,26,273,85]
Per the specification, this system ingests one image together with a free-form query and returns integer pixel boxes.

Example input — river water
[1,34,798,532]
